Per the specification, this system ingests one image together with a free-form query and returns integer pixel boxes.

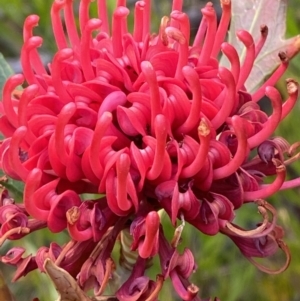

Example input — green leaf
[80,193,106,200]
[220,0,299,93]
[0,52,14,95]
[0,178,24,203]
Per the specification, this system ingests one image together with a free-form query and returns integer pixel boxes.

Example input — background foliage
[0,0,300,300]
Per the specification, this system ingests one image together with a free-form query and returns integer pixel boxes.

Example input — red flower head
[0,0,299,300]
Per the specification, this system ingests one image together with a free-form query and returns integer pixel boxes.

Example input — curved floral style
[0,0,299,300]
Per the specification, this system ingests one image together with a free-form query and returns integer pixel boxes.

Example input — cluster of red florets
[0,1,299,300]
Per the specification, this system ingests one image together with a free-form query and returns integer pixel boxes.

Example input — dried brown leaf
[43,259,93,301]
[0,269,15,301]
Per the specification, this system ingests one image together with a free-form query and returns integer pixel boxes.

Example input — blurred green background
[1,0,300,300]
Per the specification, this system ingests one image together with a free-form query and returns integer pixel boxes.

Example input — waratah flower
[0,0,299,300]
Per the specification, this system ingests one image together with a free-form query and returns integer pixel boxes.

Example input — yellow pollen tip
[198,119,211,137]
[286,78,299,94]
